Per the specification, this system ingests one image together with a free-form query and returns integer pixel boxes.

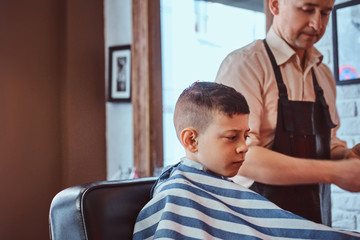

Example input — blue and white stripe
[133,160,360,239]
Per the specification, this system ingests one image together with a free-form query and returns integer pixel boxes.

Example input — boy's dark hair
[174,81,250,138]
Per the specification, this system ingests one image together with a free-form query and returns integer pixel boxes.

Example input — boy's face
[195,113,250,177]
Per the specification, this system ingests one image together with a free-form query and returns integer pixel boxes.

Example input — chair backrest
[49,177,157,240]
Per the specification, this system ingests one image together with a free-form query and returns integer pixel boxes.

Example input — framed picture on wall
[108,45,131,101]
[332,0,360,85]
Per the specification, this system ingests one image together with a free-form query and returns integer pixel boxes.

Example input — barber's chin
[293,42,314,53]
[301,36,318,47]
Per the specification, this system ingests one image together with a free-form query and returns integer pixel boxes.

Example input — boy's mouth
[233,160,244,166]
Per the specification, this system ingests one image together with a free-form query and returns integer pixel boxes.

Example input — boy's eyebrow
[226,128,251,132]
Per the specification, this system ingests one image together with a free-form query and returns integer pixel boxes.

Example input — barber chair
[49,177,157,240]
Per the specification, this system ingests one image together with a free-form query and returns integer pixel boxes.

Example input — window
[161,0,266,167]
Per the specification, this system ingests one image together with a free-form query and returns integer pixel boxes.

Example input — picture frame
[332,0,360,85]
[108,45,131,101]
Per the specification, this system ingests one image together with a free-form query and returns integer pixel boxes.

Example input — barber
[215,0,360,226]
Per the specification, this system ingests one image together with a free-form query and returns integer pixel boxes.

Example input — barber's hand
[333,157,360,192]
[347,143,360,159]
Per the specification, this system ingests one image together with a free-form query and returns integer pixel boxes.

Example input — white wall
[105,0,134,180]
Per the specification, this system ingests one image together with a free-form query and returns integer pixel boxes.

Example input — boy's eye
[226,136,237,140]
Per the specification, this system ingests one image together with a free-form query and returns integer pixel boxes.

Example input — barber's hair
[174,81,249,138]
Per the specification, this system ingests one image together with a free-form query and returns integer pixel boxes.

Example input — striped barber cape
[133,159,360,240]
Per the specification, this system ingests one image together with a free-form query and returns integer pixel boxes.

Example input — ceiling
[202,0,264,12]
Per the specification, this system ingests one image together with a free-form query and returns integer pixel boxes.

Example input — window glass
[161,0,265,167]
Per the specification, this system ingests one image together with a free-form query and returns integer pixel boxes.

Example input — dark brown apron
[250,40,336,226]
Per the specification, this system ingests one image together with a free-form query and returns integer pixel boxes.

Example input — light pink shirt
[215,27,347,154]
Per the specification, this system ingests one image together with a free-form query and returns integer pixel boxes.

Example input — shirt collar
[180,157,229,180]
[180,157,205,170]
[266,27,323,67]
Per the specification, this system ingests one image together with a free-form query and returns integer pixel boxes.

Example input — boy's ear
[269,0,280,15]
[180,128,199,153]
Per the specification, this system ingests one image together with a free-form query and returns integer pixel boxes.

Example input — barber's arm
[238,146,360,192]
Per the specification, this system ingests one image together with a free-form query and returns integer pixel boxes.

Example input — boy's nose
[236,143,248,154]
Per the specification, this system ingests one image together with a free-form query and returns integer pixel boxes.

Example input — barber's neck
[296,49,307,71]
[272,25,307,70]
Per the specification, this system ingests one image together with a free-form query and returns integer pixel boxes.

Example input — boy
[133,82,360,239]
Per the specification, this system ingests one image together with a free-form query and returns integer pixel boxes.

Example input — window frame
[132,0,163,177]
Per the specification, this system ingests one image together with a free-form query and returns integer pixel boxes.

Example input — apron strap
[263,39,294,132]
[263,39,288,100]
